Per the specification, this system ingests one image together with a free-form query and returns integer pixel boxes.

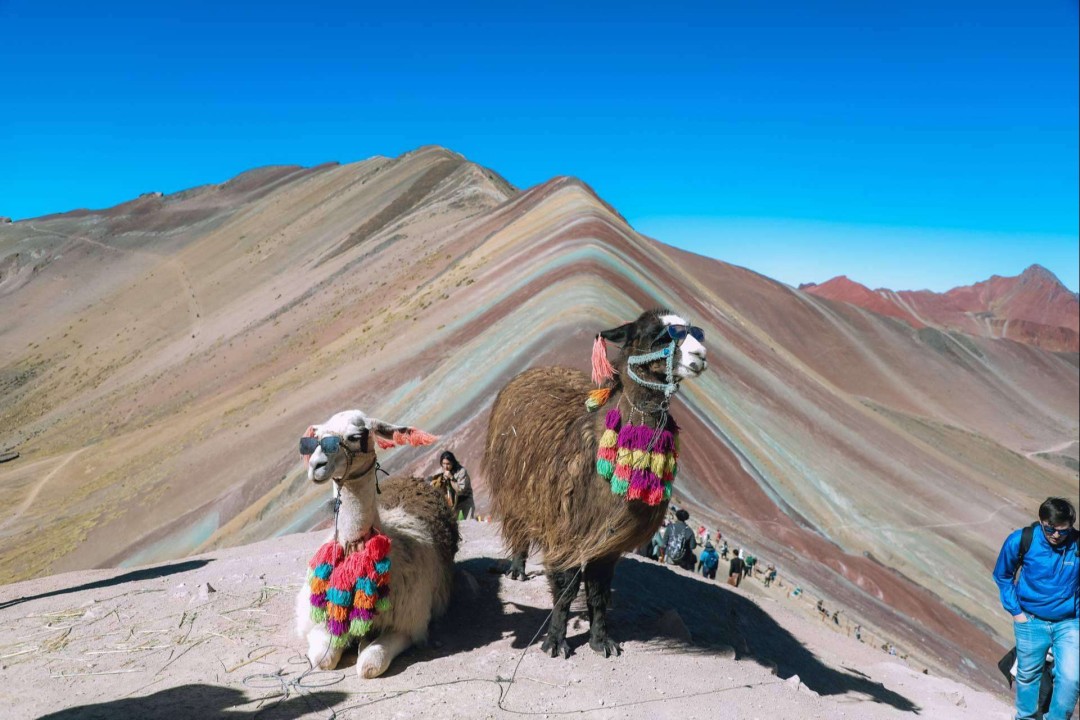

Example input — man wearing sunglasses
[993,497,1079,720]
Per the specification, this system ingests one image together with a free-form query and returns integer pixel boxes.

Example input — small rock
[196,583,216,601]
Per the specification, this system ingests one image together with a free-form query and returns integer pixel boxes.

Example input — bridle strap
[625,338,679,399]
[331,453,381,544]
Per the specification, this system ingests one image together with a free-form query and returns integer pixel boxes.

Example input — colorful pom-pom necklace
[307,531,392,647]
[595,407,679,506]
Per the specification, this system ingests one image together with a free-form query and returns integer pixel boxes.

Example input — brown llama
[483,308,707,658]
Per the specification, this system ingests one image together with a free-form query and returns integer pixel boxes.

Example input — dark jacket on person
[663,521,697,569]
[729,556,745,577]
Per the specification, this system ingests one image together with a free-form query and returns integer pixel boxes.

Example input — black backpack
[666,525,693,564]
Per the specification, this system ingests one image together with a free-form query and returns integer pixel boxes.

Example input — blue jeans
[1013,615,1079,720]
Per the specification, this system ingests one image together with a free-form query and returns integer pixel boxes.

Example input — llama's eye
[347,434,363,443]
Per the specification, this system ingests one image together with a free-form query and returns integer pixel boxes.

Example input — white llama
[294,409,458,678]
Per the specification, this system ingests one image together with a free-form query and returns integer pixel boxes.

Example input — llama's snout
[680,346,707,377]
[309,457,331,483]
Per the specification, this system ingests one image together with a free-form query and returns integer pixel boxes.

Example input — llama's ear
[599,322,635,347]
[368,418,439,447]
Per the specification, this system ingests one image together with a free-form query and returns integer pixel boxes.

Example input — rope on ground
[242,568,784,718]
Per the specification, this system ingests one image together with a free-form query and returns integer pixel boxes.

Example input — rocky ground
[0,521,1013,719]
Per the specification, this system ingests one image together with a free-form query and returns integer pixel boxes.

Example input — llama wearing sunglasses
[294,409,459,678]
[484,309,707,658]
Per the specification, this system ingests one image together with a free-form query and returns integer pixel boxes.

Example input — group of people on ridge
[645,506,773,589]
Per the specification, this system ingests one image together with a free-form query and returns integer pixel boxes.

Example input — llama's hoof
[504,557,527,581]
[308,648,339,670]
[358,647,389,679]
[541,634,571,659]
[589,636,622,657]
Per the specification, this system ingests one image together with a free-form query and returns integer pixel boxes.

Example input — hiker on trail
[430,451,474,520]
[728,549,746,587]
[832,610,840,625]
[855,624,862,642]
[697,541,721,580]
[720,540,729,560]
[663,509,698,570]
[993,497,1079,720]
[763,564,777,587]
[650,521,669,562]
[744,553,758,578]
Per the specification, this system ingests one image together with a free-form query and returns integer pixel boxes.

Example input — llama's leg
[584,555,621,657]
[306,625,346,670]
[296,583,345,669]
[504,547,528,581]
[357,630,413,679]
[540,567,582,659]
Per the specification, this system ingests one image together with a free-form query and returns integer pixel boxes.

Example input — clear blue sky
[1,0,1076,291]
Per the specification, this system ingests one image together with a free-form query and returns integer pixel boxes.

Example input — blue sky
[1,0,1076,291]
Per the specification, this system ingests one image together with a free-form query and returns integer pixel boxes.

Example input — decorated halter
[586,323,683,506]
[625,338,680,402]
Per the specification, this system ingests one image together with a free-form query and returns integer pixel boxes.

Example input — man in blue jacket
[993,497,1079,720]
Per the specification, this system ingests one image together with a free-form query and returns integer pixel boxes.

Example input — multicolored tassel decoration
[307,531,392,647]
[595,408,679,506]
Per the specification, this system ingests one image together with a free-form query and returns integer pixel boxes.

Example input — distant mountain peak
[802,266,1079,351]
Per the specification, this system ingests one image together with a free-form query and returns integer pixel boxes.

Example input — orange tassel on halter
[586,387,612,411]
[591,335,616,386]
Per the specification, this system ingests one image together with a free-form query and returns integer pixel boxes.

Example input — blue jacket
[993,526,1079,621]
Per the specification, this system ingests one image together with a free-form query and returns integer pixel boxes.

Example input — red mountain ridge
[800,265,1079,353]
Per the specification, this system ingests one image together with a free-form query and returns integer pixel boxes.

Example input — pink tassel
[391,429,438,447]
[591,335,616,386]
[303,426,316,467]
[406,428,438,446]
[376,437,396,449]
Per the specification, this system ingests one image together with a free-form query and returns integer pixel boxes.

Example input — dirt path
[1024,439,1078,457]
[0,448,87,532]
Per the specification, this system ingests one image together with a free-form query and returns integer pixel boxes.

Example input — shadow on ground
[0,559,212,610]
[407,556,920,713]
[36,683,349,719]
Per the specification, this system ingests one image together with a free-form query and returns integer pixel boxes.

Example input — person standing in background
[728,549,746,587]
[431,451,475,520]
[993,497,1079,720]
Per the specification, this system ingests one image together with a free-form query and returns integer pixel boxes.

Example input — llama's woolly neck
[612,380,673,425]
[334,463,380,545]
